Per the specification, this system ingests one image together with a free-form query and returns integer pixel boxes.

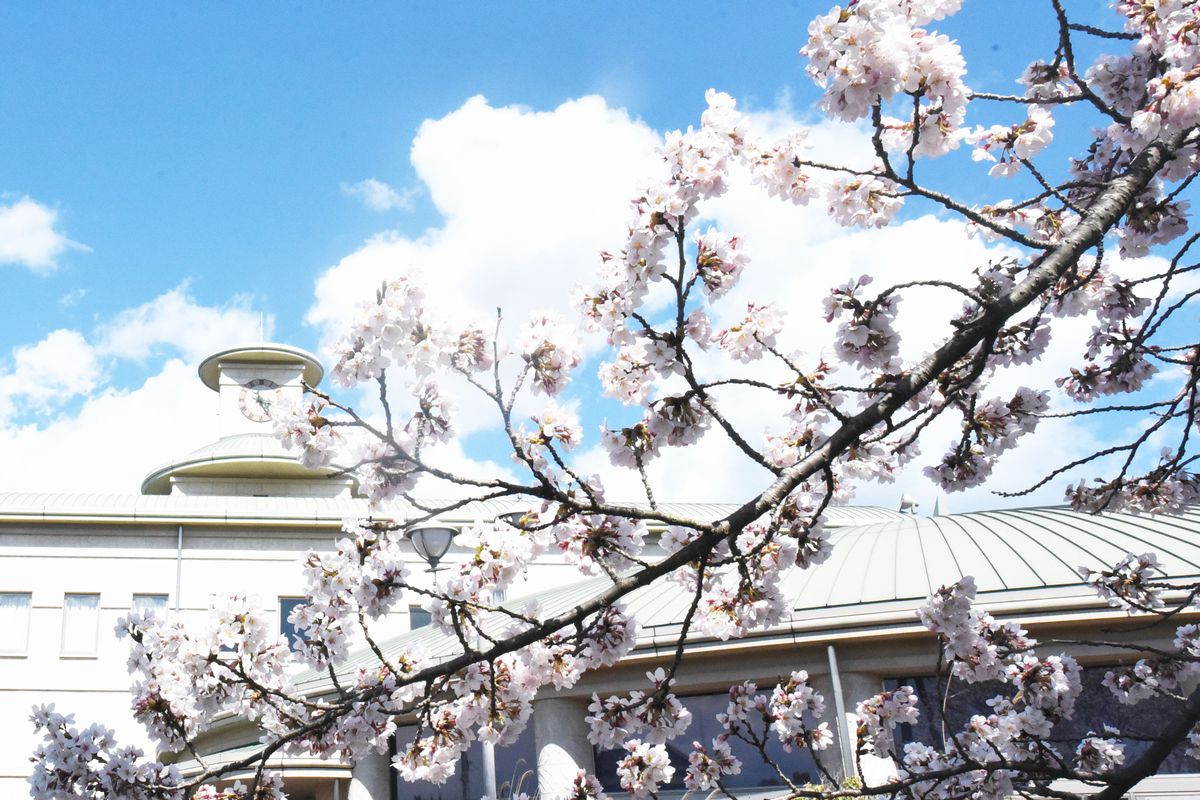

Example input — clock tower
[140,343,359,497]
[197,343,323,438]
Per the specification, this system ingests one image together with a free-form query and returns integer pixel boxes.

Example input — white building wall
[0,519,594,796]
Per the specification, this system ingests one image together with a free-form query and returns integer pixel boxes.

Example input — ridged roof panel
[804,506,1200,607]
[294,504,1200,692]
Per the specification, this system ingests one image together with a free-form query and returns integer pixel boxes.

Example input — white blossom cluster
[29,705,184,799]
[288,522,412,668]
[552,513,647,576]
[918,576,1036,682]
[924,387,1050,491]
[967,106,1056,178]
[679,673,832,790]
[1078,551,1166,611]
[587,668,693,750]
[856,686,920,757]
[803,0,968,158]
[823,275,900,372]
[273,398,339,470]
[615,740,675,798]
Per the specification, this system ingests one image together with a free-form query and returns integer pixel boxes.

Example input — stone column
[836,671,899,788]
[533,696,595,800]
[348,750,393,800]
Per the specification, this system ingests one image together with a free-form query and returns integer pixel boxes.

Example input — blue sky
[0,2,1164,511]
[2,2,816,352]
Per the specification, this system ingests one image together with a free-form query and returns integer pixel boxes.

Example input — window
[888,669,1200,774]
[279,597,305,650]
[409,605,432,630]
[595,692,818,791]
[61,594,100,657]
[0,592,31,656]
[132,594,169,619]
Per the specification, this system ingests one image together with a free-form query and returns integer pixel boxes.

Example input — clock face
[238,379,279,422]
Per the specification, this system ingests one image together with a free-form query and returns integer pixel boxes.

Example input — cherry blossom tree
[28,1,1200,798]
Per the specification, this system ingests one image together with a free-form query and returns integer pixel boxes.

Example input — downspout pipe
[175,525,184,616]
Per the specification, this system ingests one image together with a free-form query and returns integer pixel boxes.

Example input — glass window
[887,668,1200,775]
[61,594,100,656]
[0,592,31,655]
[132,594,169,619]
[280,597,306,650]
[595,692,819,791]
[410,606,432,630]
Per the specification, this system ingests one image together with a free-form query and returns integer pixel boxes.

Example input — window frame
[60,592,101,658]
[0,591,32,658]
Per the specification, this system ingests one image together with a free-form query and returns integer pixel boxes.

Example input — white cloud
[0,196,88,273]
[97,283,269,362]
[341,178,419,212]
[57,287,88,308]
[308,95,663,346]
[0,360,216,493]
[0,286,276,492]
[0,329,102,416]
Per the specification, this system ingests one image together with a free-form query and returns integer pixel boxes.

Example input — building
[3,343,1198,799]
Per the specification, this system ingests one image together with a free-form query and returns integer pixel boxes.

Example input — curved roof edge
[138,432,356,495]
[198,343,324,391]
[139,453,350,495]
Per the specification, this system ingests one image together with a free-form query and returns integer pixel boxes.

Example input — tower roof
[138,433,353,495]
[197,343,324,391]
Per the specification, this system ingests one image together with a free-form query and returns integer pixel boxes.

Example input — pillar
[533,696,595,800]
[823,669,899,788]
[348,750,393,800]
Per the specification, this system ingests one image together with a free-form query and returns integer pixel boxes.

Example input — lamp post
[404,523,498,800]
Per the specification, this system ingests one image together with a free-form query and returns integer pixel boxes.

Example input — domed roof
[298,504,1200,691]
[790,505,1200,607]
[140,433,352,495]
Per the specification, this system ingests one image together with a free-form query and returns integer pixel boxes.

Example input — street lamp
[405,521,497,798]
[405,525,457,573]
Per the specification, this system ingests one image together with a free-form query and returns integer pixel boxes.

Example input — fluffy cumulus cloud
[307,95,663,343]
[341,178,418,212]
[0,196,87,273]
[304,94,1128,512]
[96,282,268,362]
[0,330,102,416]
[0,286,266,492]
[0,360,216,494]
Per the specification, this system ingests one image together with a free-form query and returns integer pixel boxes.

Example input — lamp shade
[406,525,457,571]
